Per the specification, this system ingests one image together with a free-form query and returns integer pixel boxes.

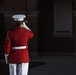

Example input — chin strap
[21,22,31,31]
[4,54,9,64]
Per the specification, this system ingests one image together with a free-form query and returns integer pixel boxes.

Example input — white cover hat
[12,14,26,21]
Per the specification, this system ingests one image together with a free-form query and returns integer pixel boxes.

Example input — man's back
[4,26,33,63]
[8,26,33,46]
[4,14,33,75]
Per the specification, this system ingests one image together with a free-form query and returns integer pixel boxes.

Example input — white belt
[12,46,27,50]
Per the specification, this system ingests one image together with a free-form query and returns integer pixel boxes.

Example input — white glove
[21,22,31,31]
[4,54,9,64]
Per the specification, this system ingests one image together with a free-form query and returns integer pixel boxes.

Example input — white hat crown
[12,14,26,21]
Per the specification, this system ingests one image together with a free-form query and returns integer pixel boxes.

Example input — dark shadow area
[37,0,53,55]
[0,13,7,60]
[29,61,45,68]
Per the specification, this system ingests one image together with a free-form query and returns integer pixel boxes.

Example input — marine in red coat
[4,26,33,63]
[4,14,34,75]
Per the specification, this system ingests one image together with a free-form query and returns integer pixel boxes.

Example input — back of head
[15,21,23,27]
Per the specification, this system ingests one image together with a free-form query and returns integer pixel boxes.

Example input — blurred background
[0,0,76,75]
[0,0,76,74]
[0,0,76,58]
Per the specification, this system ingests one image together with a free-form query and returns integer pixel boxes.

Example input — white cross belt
[12,46,27,50]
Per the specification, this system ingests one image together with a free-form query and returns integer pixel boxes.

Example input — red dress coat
[4,26,33,63]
